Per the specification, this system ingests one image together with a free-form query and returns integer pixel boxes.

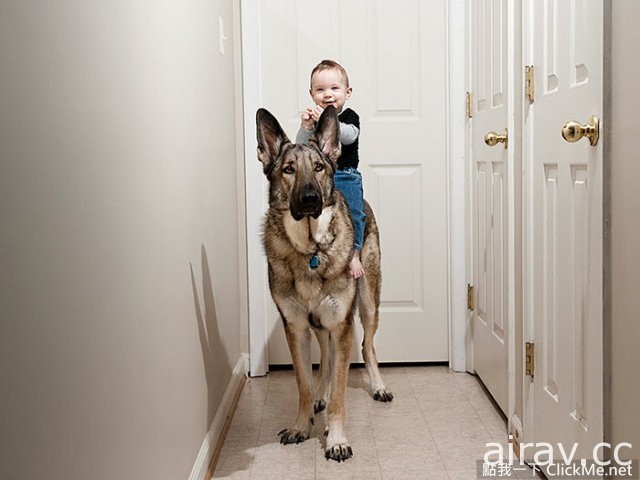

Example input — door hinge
[525,65,535,103]
[467,284,474,311]
[525,341,535,377]
[466,91,473,119]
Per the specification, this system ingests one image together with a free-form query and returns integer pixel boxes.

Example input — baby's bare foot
[349,256,365,279]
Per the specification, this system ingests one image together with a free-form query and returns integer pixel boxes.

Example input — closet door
[525,0,604,461]
[471,0,510,414]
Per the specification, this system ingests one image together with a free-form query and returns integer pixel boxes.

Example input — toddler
[296,60,366,279]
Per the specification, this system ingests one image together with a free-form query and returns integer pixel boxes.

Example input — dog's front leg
[313,328,331,417]
[325,320,354,462]
[279,321,315,445]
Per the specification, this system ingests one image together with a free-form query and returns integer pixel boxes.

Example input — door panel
[471,0,510,414]
[256,0,449,364]
[527,0,603,460]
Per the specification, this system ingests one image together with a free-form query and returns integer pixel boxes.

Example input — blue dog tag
[309,254,319,269]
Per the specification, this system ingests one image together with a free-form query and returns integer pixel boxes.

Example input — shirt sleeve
[339,122,359,145]
[338,108,360,145]
[296,125,313,145]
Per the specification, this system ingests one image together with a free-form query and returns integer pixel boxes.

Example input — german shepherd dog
[256,106,393,462]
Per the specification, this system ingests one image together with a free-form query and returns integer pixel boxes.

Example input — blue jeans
[334,167,366,251]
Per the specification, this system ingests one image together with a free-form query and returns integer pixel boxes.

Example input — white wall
[610,0,640,468]
[0,2,243,479]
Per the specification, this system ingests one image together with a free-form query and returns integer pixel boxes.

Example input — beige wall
[0,2,243,479]
[610,0,640,467]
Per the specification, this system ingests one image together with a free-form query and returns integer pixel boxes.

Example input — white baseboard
[241,352,250,375]
[189,356,246,480]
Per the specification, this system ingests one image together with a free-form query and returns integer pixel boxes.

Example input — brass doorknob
[484,129,508,149]
[561,116,599,146]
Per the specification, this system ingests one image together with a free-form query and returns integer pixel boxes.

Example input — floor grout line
[246,377,268,480]
[363,368,387,480]
[407,366,453,479]
[457,372,509,444]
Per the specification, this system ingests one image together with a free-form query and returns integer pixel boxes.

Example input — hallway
[212,366,537,479]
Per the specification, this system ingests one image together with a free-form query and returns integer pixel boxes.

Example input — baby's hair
[310,59,350,88]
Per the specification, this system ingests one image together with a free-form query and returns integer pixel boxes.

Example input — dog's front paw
[278,426,310,445]
[325,443,353,462]
[373,388,394,402]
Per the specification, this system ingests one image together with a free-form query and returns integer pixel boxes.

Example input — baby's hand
[301,107,315,131]
[301,105,326,130]
[309,105,324,122]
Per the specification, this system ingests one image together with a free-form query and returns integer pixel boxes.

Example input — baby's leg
[333,168,366,277]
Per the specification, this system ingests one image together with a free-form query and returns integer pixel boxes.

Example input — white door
[525,0,603,459]
[470,0,510,414]
[248,0,449,365]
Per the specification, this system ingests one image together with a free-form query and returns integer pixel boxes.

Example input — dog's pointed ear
[256,108,290,173]
[312,105,341,162]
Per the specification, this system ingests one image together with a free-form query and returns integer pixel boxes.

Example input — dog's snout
[290,183,323,220]
[299,184,321,208]
[301,189,320,206]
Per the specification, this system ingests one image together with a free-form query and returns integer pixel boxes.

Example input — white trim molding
[188,357,246,480]
[241,0,270,377]
[447,0,468,373]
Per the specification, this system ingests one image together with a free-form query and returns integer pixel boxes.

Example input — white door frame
[241,0,468,377]
[507,0,522,434]
[241,0,269,377]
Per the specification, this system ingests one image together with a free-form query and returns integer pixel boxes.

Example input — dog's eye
[283,165,295,175]
[314,163,325,172]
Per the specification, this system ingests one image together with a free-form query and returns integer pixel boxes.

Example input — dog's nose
[291,183,322,220]
[301,190,320,207]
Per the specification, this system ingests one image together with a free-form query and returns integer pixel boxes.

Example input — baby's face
[309,68,352,114]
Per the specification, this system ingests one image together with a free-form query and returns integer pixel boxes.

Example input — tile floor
[212,366,539,480]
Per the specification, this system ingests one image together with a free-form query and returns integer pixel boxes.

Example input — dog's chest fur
[282,206,336,254]
[265,205,355,330]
